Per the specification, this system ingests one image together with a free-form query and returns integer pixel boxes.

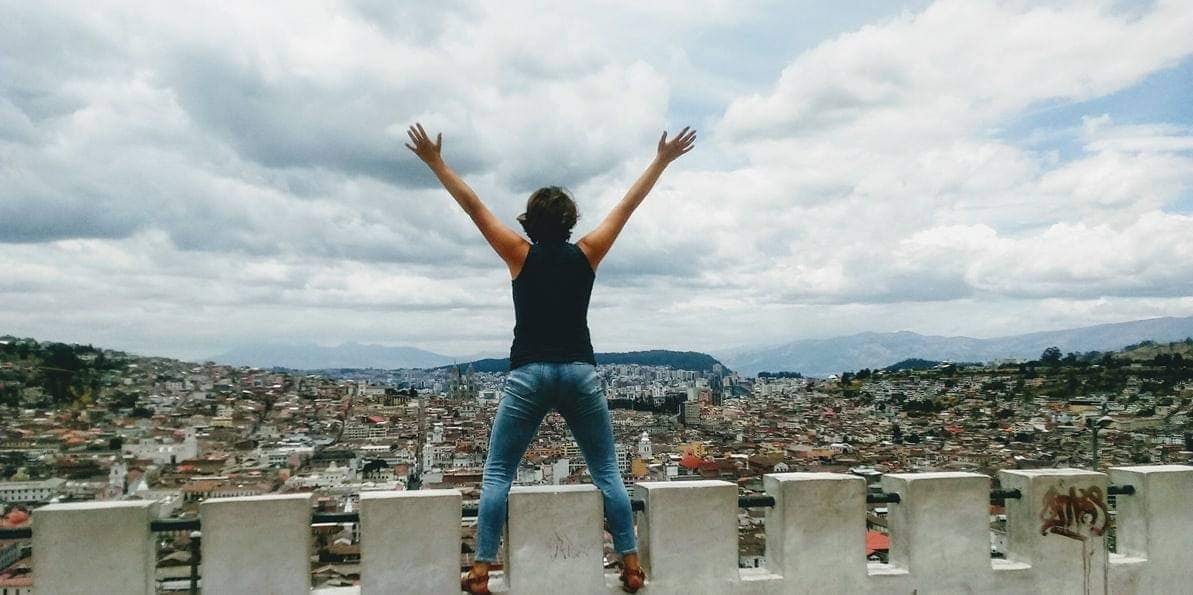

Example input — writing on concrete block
[551,530,588,560]
[1040,485,1108,540]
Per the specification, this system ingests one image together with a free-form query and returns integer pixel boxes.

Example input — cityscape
[3,334,1192,591]
[4,0,1193,592]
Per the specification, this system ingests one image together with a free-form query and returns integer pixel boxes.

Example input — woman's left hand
[656,126,696,165]
[405,122,443,165]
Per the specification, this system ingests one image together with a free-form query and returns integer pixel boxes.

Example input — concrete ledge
[201,493,314,595]
[764,472,866,591]
[22,466,1193,595]
[636,480,738,591]
[1108,464,1193,594]
[883,472,991,584]
[33,499,159,595]
[1000,468,1108,594]
[359,489,461,595]
[507,484,605,594]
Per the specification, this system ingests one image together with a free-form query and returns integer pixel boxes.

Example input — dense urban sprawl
[2,336,1193,589]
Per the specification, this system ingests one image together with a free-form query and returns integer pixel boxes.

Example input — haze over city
[3,0,1192,363]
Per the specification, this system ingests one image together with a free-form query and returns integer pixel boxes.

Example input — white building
[341,423,388,442]
[0,477,66,503]
[124,428,199,465]
[259,445,314,467]
[638,431,652,460]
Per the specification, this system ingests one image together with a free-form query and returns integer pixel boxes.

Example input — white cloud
[720,0,1193,143]
[2,0,1193,359]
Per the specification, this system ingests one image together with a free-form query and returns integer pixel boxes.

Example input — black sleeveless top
[509,241,596,370]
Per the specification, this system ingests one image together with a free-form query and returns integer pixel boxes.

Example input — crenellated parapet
[27,464,1193,594]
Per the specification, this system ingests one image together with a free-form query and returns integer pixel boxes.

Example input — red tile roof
[866,530,890,556]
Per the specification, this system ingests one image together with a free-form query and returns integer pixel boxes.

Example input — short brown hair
[517,186,578,243]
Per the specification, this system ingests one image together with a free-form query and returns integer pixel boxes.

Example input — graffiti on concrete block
[1039,485,1108,540]
[550,531,586,560]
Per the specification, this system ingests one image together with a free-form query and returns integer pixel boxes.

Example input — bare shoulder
[506,239,532,279]
[575,239,599,272]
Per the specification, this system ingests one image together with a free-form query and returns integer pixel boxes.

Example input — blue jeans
[474,361,638,562]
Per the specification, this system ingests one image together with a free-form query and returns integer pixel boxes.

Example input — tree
[1040,346,1062,365]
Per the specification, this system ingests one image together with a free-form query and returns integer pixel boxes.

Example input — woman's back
[404,121,693,593]
[509,240,595,370]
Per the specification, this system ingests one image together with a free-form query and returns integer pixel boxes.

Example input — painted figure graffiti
[1039,485,1109,540]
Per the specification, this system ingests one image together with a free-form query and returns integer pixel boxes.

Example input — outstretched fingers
[663,127,696,155]
[405,127,419,153]
[408,126,425,147]
[405,122,444,161]
[666,127,695,146]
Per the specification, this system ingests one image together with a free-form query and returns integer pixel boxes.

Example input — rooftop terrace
[19,464,1193,593]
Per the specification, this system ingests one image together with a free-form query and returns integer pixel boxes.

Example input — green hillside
[1118,338,1193,361]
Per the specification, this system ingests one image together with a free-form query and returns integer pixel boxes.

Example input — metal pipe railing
[990,488,1022,501]
[311,511,359,524]
[150,518,200,532]
[1108,484,1136,496]
[0,526,31,539]
[867,492,901,504]
[627,494,777,513]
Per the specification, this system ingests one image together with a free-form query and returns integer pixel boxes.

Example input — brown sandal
[619,565,646,593]
[460,568,490,594]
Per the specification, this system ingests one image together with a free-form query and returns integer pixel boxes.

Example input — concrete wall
[29,465,1193,594]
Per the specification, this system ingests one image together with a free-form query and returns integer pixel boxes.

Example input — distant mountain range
[210,342,460,369]
[209,343,727,373]
[441,350,726,373]
[208,316,1193,377]
[719,316,1193,377]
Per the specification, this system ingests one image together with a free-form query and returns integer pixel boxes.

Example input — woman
[405,122,696,594]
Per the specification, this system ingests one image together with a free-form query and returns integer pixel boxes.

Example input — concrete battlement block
[882,472,991,580]
[763,472,866,591]
[1000,468,1108,594]
[201,493,314,595]
[506,484,605,594]
[360,489,461,595]
[635,480,738,591]
[33,499,160,595]
[1109,464,1193,594]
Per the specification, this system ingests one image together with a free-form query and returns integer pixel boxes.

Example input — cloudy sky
[2,0,1192,362]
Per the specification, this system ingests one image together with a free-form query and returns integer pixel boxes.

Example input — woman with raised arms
[406,122,696,594]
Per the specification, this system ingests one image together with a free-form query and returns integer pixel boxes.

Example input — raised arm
[578,126,696,271]
[405,123,529,277]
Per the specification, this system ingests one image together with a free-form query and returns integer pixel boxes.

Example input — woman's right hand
[405,122,443,166]
[656,126,697,164]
